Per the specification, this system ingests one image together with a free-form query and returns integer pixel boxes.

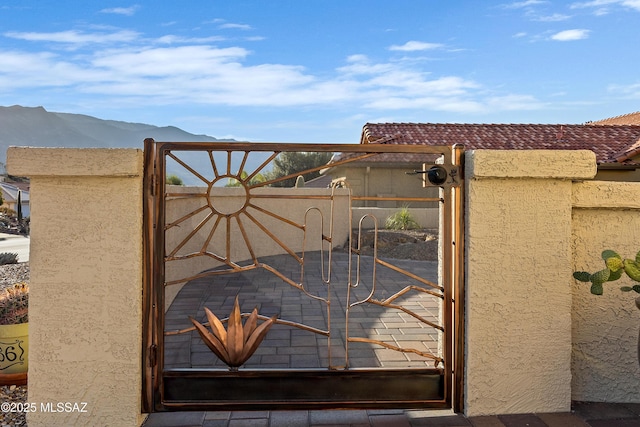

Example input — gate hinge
[149,344,157,367]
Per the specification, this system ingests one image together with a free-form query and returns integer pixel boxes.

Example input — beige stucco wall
[7,147,144,427]
[571,181,640,402]
[464,150,597,416]
[327,164,440,207]
[351,207,439,229]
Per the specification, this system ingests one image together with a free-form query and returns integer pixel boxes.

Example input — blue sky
[1,0,639,143]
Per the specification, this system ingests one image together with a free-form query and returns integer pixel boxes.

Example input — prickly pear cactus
[574,249,640,296]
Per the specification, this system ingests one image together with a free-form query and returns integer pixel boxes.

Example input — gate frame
[142,140,465,413]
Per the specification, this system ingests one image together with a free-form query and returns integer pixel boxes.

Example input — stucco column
[7,147,144,426]
[464,150,596,416]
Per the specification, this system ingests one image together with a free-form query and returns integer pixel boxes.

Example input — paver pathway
[165,252,441,370]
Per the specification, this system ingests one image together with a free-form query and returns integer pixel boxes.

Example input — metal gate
[142,140,464,412]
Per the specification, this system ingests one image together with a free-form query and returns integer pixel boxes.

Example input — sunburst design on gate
[163,149,369,284]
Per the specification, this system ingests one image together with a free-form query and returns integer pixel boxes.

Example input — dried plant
[190,296,278,369]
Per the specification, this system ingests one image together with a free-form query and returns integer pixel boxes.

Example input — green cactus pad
[608,268,624,282]
[633,285,640,294]
[623,259,640,282]
[573,271,591,282]
[590,268,610,285]
[621,286,633,292]
[605,256,624,272]
[602,250,621,261]
[590,282,604,295]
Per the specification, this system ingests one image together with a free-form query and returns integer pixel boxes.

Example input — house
[359,122,640,178]
[590,111,640,163]
[0,181,30,217]
[321,123,640,203]
[590,111,640,125]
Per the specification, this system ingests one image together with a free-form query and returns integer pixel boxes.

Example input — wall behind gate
[571,181,640,402]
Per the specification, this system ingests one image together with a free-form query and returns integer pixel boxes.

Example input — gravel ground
[0,262,29,427]
[341,228,440,261]
[0,263,29,291]
[0,385,27,426]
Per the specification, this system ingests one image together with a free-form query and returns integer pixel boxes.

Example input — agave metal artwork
[189,296,278,370]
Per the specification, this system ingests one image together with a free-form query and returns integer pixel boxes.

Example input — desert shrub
[0,252,19,265]
[385,207,419,230]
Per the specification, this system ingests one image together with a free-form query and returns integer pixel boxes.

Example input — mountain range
[0,105,240,184]
[0,105,231,155]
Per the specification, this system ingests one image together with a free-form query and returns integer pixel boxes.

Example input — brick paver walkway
[164,251,441,370]
[143,402,640,426]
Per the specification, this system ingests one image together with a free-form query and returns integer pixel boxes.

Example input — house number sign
[0,339,26,370]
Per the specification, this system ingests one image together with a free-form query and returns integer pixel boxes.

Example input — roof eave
[597,162,640,170]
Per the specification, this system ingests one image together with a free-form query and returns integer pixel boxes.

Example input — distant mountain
[0,105,231,156]
[0,105,250,185]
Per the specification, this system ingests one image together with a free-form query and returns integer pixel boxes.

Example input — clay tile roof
[590,111,640,126]
[360,123,640,165]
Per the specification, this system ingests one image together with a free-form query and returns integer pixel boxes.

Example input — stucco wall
[571,181,640,402]
[327,165,440,207]
[464,150,597,416]
[7,147,144,427]
[351,207,439,229]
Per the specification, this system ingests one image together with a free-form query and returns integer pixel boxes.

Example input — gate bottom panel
[161,369,445,410]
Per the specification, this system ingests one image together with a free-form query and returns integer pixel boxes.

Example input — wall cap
[573,180,640,209]
[7,147,143,177]
[465,150,597,180]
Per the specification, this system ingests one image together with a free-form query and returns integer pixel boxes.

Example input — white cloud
[608,82,640,98]
[4,30,140,45]
[571,0,640,12]
[0,29,543,115]
[622,0,640,9]
[218,23,253,30]
[100,6,140,16]
[155,35,226,44]
[534,13,572,21]
[502,0,548,9]
[388,41,443,51]
[550,29,590,41]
